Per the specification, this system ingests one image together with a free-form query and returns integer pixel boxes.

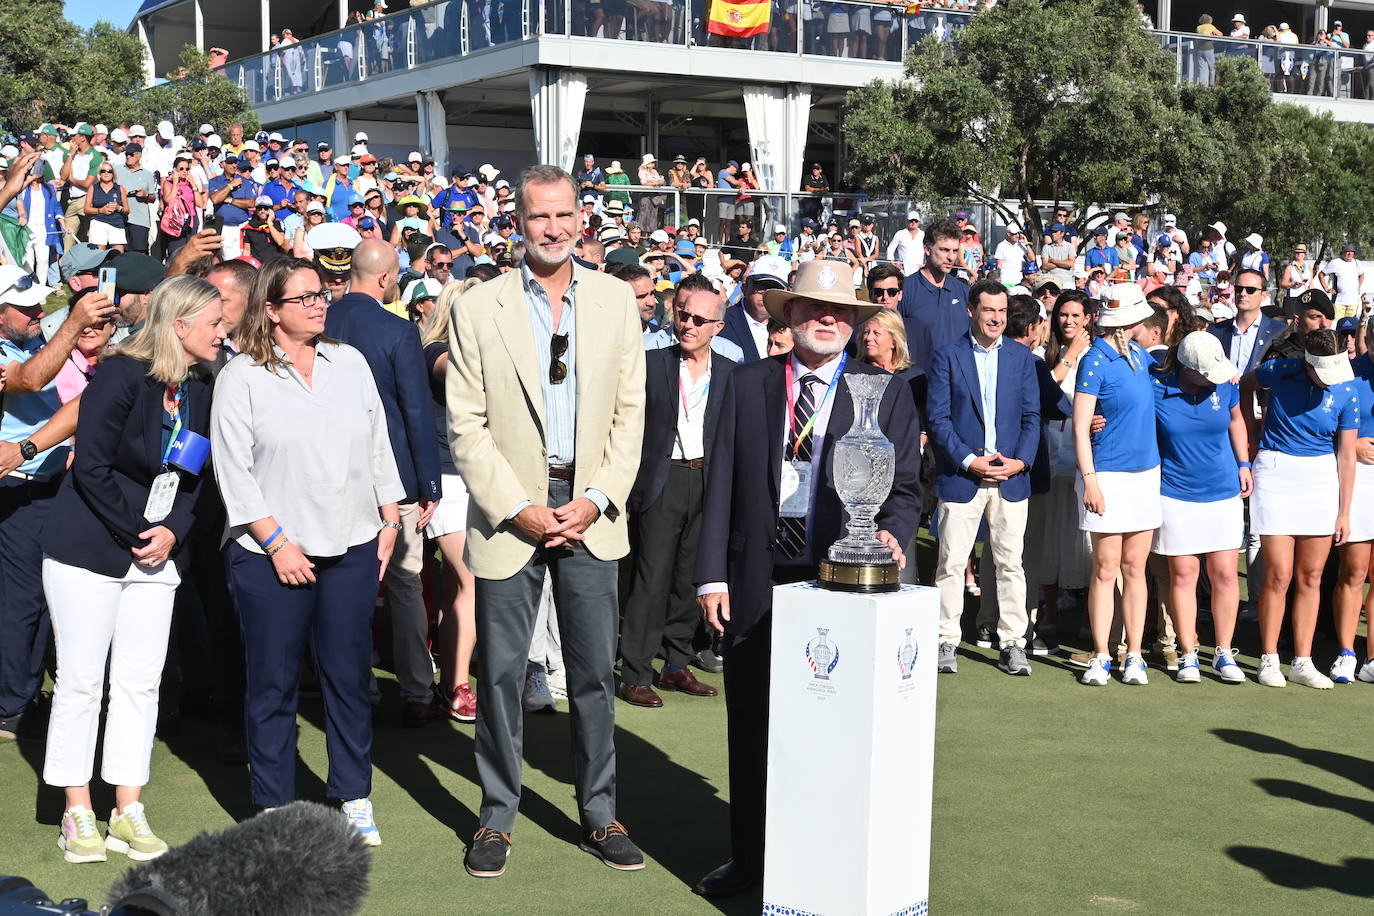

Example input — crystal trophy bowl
[819,373,901,592]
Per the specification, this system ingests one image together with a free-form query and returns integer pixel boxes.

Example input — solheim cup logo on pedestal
[806,628,839,680]
[897,628,917,680]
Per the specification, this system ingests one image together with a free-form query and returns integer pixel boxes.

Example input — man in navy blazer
[618,288,735,708]
[1208,268,1287,375]
[717,255,789,362]
[927,279,1040,677]
[691,261,921,898]
[324,239,446,725]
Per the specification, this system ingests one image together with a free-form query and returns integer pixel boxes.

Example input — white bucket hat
[1097,284,1154,328]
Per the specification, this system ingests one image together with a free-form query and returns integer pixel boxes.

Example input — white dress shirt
[672,359,711,460]
[746,311,770,357]
[887,227,925,275]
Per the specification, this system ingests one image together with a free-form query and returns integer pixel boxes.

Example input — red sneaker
[448,683,477,723]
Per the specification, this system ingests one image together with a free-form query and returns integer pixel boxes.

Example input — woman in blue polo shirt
[1244,326,1358,689]
[1151,332,1251,684]
[1073,284,1161,687]
[1331,319,1374,684]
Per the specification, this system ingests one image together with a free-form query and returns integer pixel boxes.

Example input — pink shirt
[55,350,97,404]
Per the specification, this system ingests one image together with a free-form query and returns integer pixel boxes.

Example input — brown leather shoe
[658,667,718,697]
[616,683,663,708]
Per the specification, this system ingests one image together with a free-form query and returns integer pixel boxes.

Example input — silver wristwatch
[381,520,402,532]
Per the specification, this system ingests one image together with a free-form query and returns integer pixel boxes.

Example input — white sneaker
[1330,650,1357,684]
[1080,654,1111,686]
[1121,652,1149,686]
[1212,648,1245,684]
[1256,653,1286,688]
[341,798,382,847]
[1176,651,1201,683]
[1359,657,1374,683]
[1289,657,1334,689]
[545,667,568,700]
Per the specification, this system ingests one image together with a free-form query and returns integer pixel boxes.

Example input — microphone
[106,802,372,915]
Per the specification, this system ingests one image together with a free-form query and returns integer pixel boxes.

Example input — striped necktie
[774,373,818,560]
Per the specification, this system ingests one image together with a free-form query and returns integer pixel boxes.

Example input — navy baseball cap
[1048,223,1068,233]
[1092,225,1109,236]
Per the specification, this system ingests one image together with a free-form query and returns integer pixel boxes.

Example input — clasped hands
[513,497,600,548]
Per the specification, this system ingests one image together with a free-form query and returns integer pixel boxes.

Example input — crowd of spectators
[4,117,1374,894]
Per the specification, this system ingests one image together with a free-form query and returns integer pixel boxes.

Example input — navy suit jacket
[325,292,442,503]
[1209,315,1288,376]
[927,334,1041,504]
[1029,355,1070,495]
[41,356,213,578]
[629,346,734,512]
[719,304,764,363]
[694,357,922,640]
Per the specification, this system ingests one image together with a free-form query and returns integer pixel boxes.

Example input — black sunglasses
[870,286,901,299]
[678,311,723,328]
[1235,285,1265,296]
[550,333,569,385]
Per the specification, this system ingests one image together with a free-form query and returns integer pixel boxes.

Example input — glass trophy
[819,374,901,592]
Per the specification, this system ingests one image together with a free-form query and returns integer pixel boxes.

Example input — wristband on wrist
[265,538,289,558]
[1237,461,1252,469]
[1082,471,1096,478]
[261,525,284,549]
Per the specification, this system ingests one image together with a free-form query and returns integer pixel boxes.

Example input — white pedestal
[764,582,939,916]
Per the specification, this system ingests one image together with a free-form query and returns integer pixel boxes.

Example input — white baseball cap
[268,131,285,142]
[156,120,175,138]
[774,223,787,234]
[408,151,423,162]
[242,140,261,152]
[93,124,108,135]
[1163,213,1177,225]
[351,143,367,157]
[907,210,921,221]
[649,229,671,244]
[199,123,215,135]
[207,134,223,148]
[353,131,369,142]
[1178,331,1238,384]
[0,265,54,308]
[129,124,147,137]
[110,128,129,143]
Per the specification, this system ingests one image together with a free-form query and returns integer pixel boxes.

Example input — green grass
[4,550,1374,913]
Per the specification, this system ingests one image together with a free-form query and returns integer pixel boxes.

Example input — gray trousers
[473,477,619,833]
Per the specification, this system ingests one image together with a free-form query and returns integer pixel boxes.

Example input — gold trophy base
[818,559,901,593]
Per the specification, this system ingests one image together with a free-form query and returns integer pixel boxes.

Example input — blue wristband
[1237,461,1252,469]
[261,525,284,549]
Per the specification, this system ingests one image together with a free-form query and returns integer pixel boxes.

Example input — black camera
[0,876,173,916]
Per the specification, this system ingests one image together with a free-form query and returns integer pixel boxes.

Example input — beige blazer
[446,265,646,579]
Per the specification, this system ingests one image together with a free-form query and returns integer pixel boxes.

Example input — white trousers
[935,487,1029,648]
[42,557,180,788]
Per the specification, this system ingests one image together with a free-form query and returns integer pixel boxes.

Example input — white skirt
[1252,449,1337,536]
[1348,460,1374,542]
[424,473,471,539]
[1153,494,1243,556]
[1077,466,1162,534]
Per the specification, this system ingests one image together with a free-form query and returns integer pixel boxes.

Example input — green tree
[138,46,260,139]
[843,0,1227,245]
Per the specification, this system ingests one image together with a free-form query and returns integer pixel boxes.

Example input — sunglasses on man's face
[870,286,901,299]
[1235,285,1265,296]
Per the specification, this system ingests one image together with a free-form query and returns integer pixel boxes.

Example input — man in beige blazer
[447,164,646,879]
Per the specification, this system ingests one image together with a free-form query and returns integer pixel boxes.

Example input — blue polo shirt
[900,269,970,352]
[1084,245,1120,271]
[208,174,260,226]
[1255,358,1360,457]
[0,338,70,478]
[1350,353,1374,438]
[263,178,298,218]
[1076,336,1158,472]
[1152,369,1240,502]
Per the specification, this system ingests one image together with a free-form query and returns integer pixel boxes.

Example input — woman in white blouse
[210,257,404,846]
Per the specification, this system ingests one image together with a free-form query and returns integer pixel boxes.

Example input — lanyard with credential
[784,351,846,459]
[161,383,185,469]
[678,375,711,421]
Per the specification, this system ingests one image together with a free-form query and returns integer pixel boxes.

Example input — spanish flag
[707,0,771,38]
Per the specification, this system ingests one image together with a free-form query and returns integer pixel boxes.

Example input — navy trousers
[0,477,59,719]
[226,538,380,807]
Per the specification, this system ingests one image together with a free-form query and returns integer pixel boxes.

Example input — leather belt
[670,458,704,469]
[548,465,574,481]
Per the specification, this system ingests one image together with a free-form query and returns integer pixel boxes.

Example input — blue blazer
[41,355,213,578]
[1209,316,1287,376]
[324,292,442,503]
[719,304,764,363]
[927,334,1041,504]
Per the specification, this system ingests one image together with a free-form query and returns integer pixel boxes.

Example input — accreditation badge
[143,472,181,524]
[779,459,812,518]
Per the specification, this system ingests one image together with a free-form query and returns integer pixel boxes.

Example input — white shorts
[1251,449,1337,536]
[1153,494,1243,556]
[1347,460,1374,542]
[424,473,471,539]
[87,221,127,247]
[1077,466,1162,534]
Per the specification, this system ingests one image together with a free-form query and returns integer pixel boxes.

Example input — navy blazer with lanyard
[695,355,923,641]
[41,355,212,577]
[1209,314,1288,376]
[629,345,734,512]
[324,291,442,503]
[926,333,1041,504]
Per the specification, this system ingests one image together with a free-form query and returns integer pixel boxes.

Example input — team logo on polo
[897,628,917,680]
[806,628,839,680]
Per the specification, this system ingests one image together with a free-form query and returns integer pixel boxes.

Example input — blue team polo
[0,337,70,478]
[900,269,970,352]
[1349,353,1374,438]
[1076,336,1159,472]
[1254,358,1359,457]
[1152,369,1241,502]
